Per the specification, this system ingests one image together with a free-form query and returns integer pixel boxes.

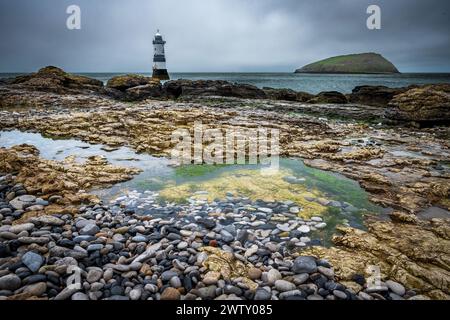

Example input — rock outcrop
[10,66,104,94]
[263,87,314,102]
[163,80,267,100]
[125,83,163,101]
[106,74,157,91]
[385,84,450,125]
[302,212,450,300]
[348,85,408,107]
[0,144,140,220]
[308,91,348,104]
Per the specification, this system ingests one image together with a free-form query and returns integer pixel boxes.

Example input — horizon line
[2,70,450,74]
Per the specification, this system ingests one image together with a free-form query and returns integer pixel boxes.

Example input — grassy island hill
[295,53,400,74]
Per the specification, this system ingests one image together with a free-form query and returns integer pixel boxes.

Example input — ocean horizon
[2,72,450,94]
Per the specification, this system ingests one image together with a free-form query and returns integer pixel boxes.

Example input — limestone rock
[106,74,158,91]
[11,66,103,94]
[386,84,450,124]
[301,214,450,299]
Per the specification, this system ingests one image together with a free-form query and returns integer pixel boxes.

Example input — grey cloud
[0,0,449,72]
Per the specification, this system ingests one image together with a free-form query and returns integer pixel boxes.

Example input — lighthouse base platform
[152,69,170,80]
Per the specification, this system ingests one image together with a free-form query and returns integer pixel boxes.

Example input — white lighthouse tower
[152,30,169,80]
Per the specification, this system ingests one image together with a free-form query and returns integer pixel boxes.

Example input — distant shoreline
[2,71,450,95]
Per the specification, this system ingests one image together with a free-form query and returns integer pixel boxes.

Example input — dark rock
[309,91,348,104]
[351,274,366,286]
[162,80,266,100]
[0,274,22,291]
[197,218,216,230]
[292,256,317,274]
[348,85,407,107]
[0,243,11,258]
[263,87,313,102]
[196,285,217,300]
[126,83,163,101]
[254,288,271,300]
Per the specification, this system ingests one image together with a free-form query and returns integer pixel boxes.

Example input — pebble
[289,207,300,214]
[297,225,310,233]
[80,224,100,236]
[21,251,44,273]
[280,290,303,300]
[72,292,89,300]
[0,274,22,291]
[385,280,405,296]
[315,222,327,229]
[292,256,317,274]
[87,267,103,283]
[23,282,47,296]
[161,287,181,300]
[170,276,182,288]
[197,285,217,300]
[254,288,272,300]
[317,266,334,279]
[203,271,221,285]
[161,270,178,281]
[9,223,35,234]
[87,244,103,251]
[248,267,262,280]
[292,273,309,285]
[266,269,282,285]
[177,241,188,250]
[274,280,296,292]
[333,290,347,300]
[129,288,142,300]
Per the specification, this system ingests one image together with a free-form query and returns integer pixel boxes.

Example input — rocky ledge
[0,145,140,221]
[0,67,450,125]
[1,66,449,125]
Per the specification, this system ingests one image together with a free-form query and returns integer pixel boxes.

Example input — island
[295,52,400,74]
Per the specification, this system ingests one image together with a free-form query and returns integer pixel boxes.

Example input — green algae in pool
[0,130,383,234]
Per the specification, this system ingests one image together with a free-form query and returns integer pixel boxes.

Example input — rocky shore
[0,67,449,300]
[0,176,424,300]
[1,66,449,125]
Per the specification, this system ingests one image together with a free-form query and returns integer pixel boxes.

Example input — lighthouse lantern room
[152,30,170,80]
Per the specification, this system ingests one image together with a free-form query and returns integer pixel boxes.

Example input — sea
[2,72,450,94]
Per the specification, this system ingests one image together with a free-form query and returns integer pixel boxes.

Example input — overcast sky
[0,0,449,72]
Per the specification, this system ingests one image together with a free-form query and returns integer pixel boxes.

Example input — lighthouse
[152,30,169,80]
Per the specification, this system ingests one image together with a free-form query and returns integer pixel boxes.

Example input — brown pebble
[160,287,181,300]
[209,240,218,247]
[248,267,262,280]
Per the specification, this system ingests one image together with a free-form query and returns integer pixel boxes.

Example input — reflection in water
[0,130,387,234]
